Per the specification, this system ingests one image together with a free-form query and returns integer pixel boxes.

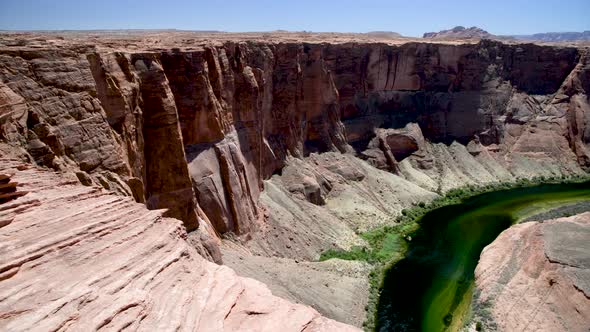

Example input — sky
[0,0,588,37]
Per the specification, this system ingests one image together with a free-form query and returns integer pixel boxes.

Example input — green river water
[375,181,590,332]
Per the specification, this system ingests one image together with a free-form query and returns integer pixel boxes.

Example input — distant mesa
[422,26,590,43]
[423,26,493,39]
[512,31,590,42]
[365,31,403,39]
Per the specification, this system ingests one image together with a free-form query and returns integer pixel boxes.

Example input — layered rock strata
[0,172,26,204]
[472,213,590,332]
[0,158,358,332]
[1,37,588,243]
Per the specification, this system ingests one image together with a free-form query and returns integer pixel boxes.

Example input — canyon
[0,31,589,331]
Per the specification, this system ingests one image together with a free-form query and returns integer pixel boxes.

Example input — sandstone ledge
[473,213,590,332]
[0,159,358,332]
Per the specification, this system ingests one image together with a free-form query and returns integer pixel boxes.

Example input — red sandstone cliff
[1,37,588,247]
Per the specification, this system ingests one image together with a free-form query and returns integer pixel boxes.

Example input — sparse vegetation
[470,289,497,332]
[475,321,483,331]
[319,246,372,262]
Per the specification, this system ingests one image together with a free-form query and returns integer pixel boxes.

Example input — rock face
[1,35,589,243]
[472,213,590,332]
[0,46,201,235]
[0,158,358,332]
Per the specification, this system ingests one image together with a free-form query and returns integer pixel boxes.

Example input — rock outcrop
[0,158,358,332]
[0,172,26,204]
[361,123,425,172]
[472,213,590,332]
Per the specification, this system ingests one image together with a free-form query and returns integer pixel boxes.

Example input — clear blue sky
[0,0,588,37]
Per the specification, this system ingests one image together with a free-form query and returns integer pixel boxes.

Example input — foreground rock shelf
[0,159,358,331]
[473,213,590,332]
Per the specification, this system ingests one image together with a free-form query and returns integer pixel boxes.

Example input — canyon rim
[0,28,589,332]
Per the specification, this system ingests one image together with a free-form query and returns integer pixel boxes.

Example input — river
[375,181,590,332]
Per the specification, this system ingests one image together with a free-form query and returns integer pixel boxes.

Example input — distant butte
[423,25,494,39]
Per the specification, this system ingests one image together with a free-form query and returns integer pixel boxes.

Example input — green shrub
[319,246,372,262]
[475,321,483,331]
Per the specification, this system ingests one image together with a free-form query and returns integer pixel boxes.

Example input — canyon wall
[1,38,589,253]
